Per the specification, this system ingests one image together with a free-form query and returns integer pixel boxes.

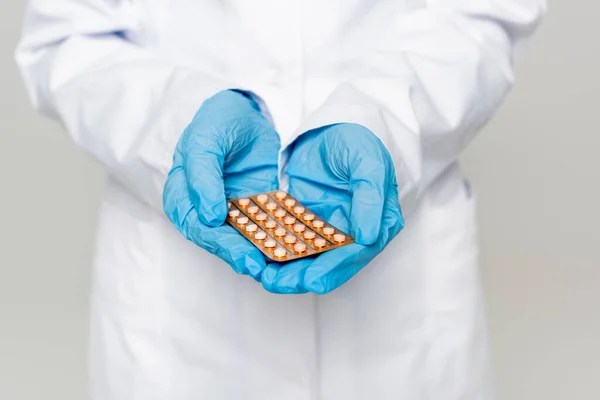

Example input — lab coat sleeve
[281,0,546,215]
[15,0,245,211]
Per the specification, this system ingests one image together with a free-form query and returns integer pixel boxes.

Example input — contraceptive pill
[284,235,297,244]
[284,198,296,208]
[314,238,327,248]
[238,198,250,207]
[323,227,335,236]
[274,227,287,237]
[226,191,354,262]
[265,220,277,229]
[333,233,346,243]
[294,243,307,254]
[303,230,316,240]
[275,209,287,218]
[293,223,306,233]
[303,213,315,222]
[256,194,269,204]
[256,212,268,221]
[274,247,287,258]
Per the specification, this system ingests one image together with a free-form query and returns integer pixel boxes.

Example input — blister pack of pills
[227,191,354,262]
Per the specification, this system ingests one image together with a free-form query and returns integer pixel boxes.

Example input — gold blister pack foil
[226,191,355,262]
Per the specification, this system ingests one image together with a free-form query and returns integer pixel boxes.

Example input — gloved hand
[261,123,405,294]
[163,90,279,279]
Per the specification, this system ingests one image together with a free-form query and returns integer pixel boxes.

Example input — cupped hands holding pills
[164,93,402,293]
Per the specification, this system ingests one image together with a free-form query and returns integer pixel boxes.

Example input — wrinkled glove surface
[163,90,279,279]
[262,123,405,294]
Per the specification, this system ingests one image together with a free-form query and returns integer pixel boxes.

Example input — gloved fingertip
[198,213,224,227]
[395,214,406,233]
[350,192,384,246]
[353,225,380,246]
[304,278,331,295]
[350,212,381,246]
[261,266,283,293]
[198,201,228,227]
[246,253,268,281]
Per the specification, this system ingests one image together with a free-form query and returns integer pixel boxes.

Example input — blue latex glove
[261,123,405,294]
[163,90,279,279]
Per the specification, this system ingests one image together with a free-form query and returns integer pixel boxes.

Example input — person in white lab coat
[16,1,545,399]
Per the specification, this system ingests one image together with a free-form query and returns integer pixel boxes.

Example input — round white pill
[303,231,316,240]
[314,238,326,248]
[294,243,307,254]
[293,223,305,233]
[265,220,277,229]
[284,198,296,208]
[256,212,268,221]
[333,233,346,243]
[256,194,269,204]
[303,213,315,222]
[274,247,287,258]
[284,235,296,244]
[323,227,335,236]
[275,209,287,218]
[238,198,250,207]
[274,228,287,237]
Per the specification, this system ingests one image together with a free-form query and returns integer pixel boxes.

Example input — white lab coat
[16,1,545,399]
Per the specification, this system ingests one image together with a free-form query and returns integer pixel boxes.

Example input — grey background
[1,1,598,399]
